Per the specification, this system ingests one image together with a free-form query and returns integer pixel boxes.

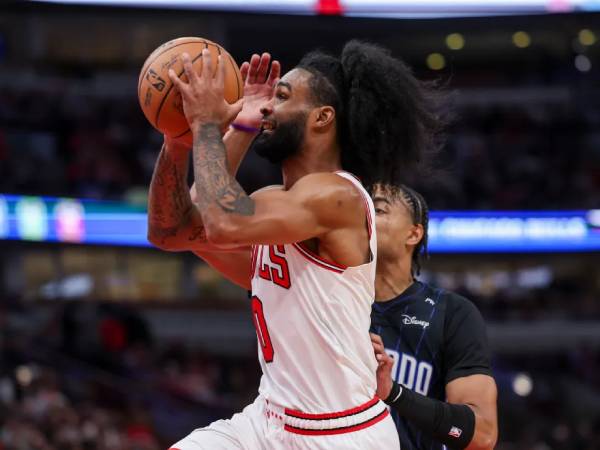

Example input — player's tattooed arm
[147,139,210,249]
[192,123,255,216]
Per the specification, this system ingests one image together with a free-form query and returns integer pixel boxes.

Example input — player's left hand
[234,52,281,130]
[168,50,244,133]
[370,333,394,400]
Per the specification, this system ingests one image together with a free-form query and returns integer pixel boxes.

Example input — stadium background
[0,1,600,448]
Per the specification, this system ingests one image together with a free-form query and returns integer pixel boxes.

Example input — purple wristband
[231,122,260,133]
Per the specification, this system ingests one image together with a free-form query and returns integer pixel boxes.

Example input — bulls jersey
[371,281,492,450]
[250,172,378,413]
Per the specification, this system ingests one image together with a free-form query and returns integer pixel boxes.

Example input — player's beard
[252,112,307,164]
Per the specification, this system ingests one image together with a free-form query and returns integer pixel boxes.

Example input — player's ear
[313,105,335,131]
[406,224,424,246]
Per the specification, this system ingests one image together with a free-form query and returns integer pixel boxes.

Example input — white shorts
[169,394,400,450]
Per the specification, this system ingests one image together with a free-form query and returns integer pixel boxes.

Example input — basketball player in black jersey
[369,184,498,450]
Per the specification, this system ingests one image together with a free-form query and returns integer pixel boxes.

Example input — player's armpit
[192,248,253,290]
[203,173,363,247]
[446,374,498,450]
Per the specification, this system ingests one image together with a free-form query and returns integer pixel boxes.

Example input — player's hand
[234,52,281,130]
[370,333,394,400]
[168,50,244,132]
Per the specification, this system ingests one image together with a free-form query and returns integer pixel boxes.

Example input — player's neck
[375,257,414,302]
[281,142,342,189]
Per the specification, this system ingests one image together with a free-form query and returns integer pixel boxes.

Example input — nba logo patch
[448,426,463,438]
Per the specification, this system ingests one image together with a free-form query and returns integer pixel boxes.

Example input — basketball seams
[172,48,240,140]
[137,37,209,100]
[154,48,207,129]
[138,37,242,142]
[226,51,243,100]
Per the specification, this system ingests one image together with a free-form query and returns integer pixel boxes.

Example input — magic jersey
[250,171,378,413]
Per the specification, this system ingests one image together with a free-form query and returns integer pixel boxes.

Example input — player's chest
[372,303,446,363]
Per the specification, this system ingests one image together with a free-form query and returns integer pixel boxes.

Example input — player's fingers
[370,333,384,345]
[215,55,225,86]
[201,48,212,79]
[240,61,250,84]
[372,343,385,356]
[168,69,186,92]
[267,60,281,86]
[180,53,197,86]
[247,54,260,84]
[256,52,270,83]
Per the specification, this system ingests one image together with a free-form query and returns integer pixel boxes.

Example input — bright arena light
[575,54,592,72]
[446,33,465,50]
[578,29,596,46]
[512,373,533,396]
[426,53,446,70]
[512,31,531,48]
[16,366,34,387]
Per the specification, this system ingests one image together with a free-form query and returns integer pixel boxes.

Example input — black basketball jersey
[370,281,492,450]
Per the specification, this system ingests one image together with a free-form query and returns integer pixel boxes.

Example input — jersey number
[251,296,274,363]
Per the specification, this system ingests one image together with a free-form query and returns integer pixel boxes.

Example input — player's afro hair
[298,40,445,188]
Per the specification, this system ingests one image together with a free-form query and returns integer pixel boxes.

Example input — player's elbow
[468,427,498,450]
[147,226,179,251]
[204,218,240,246]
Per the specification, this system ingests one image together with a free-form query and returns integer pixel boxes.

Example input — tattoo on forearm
[148,144,193,244]
[193,123,255,216]
[188,225,208,242]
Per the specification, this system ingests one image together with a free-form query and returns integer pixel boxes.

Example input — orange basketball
[138,37,243,146]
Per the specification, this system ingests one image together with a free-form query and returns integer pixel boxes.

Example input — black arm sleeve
[385,381,475,449]
[443,294,492,383]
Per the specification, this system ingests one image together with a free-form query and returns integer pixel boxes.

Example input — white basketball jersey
[250,171,378,413]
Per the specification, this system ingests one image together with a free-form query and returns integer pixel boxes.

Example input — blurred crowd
[1,86,599,210]
[0,301,260,449]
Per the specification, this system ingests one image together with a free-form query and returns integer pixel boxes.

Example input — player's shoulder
[292,172,365,207]
[250,184,284,196]
[438,288,477,312]
[434,286,485,329]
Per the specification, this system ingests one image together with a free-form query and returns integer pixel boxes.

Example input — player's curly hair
[377,183,430,277]
[298,40,445,188]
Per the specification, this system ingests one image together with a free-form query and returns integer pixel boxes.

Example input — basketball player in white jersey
[148,41,441,450]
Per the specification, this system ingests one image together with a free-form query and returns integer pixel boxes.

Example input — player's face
[372,185,421,262]
[252,69,314,164]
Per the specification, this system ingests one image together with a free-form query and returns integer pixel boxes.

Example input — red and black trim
[292,242,346,274]
[283,396,388,435]
[284,409,389,436]
[250,245,260,278]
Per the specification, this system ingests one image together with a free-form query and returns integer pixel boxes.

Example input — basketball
[138,37,243,145]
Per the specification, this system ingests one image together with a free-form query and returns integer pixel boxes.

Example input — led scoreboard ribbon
[28,0,600,17]
[1,194,599,252]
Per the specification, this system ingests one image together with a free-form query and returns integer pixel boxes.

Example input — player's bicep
[446,374,497,410]
[192,249,253,290]
[209,175,356,246]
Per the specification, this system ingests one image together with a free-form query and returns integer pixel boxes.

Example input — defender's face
[372,185,417,262]
[253,69,314,163]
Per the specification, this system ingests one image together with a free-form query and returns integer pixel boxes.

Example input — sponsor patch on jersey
[449,426,463,438]
[401,314,430,329]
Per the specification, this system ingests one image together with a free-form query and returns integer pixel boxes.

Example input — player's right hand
[234,53,281,130]
[370,333,394,400]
